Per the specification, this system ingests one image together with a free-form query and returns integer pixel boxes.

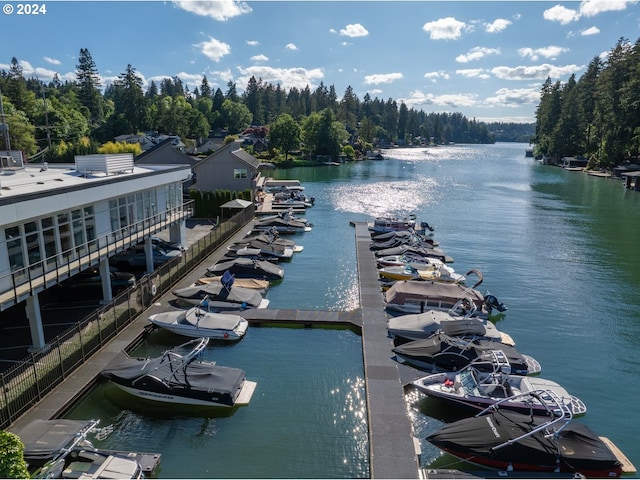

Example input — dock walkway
[8,219,421,479]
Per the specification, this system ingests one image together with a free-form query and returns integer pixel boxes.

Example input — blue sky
[2,0,639,123]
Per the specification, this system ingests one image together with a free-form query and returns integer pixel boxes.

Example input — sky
[2,0,640,123]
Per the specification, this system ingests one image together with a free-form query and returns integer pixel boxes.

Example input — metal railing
[0,207,254,429]
[0,201,195,311]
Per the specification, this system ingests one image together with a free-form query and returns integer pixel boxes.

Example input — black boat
[392,332,541,375]
[100,337,257,408]
[427,390,625,478]
[12,418,160,479]
[207,257,284,281]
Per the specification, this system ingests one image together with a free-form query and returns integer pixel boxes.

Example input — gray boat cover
[101,352,245,396]
[207,258,283,278]
[13,419,95,461]
[173,282,263,307]
[385,280,485,307]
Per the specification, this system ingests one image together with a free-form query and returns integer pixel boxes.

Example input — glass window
[26,233,41,267]
[7,238,25,272]
[5,226,19,239]
[234,168,248,179]
[41,217,54,229]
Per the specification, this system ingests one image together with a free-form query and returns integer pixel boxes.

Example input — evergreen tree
[75,48,103,125]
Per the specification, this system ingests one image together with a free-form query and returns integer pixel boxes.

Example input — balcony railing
[0,200,194,311]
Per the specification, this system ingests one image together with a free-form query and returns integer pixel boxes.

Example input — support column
[25,294,46,351]
[169,220,186,249]
[99,259,113,302]
[144,237,154,273]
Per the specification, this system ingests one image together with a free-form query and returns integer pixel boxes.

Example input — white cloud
[456,46,500,63]
[543,5,580,24]
[485,18,511,33]
[492,63,584,80]
[424,71,450,82]
[544,0,637,25]
[456,68,490,79]
[285,43,298,51]
[195,37,231,62]
[581,26,601,35]
[172,1,252,21]
[44,57,61,65]
[235,65,324,92]
[404,90,478,109]
[579,0,638,17]
[518,45,569,61]
[363,73,403,85]
[246,40,259,46]
[251,54,268,62]
[422,17,469,40]
[339,23,369,37]
[484,87,541,107]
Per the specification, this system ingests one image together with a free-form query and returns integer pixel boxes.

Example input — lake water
[65,143,640,477]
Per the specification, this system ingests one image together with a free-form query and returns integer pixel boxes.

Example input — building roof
[232,149,261,169]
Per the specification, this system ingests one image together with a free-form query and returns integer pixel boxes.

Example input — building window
[234,168,248,179]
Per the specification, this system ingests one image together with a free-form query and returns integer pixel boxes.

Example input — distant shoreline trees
[0,47,534,163]
[534,36,640,169]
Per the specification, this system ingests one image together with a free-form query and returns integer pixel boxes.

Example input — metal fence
[0,207,254,429]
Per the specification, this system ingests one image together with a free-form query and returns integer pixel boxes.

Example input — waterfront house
[191,140,262,194]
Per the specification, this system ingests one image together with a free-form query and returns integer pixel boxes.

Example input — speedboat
[377,253,444,267]
[100,337,257,408]
[207,258,284,281]
[172,283,269,311]
[148,303,249,340]
[227,240,294,259]
[427,390,625,478]
[368,214,434,235]
[377,262,465,284]
[235,228,299,248]
[252,209,312,233]
[384,272,507,316]
[197,275,270,293]
[12,418,160,479]
[411,350,586,416]
[386,308,513,344]
[374,244,454,263]
[392,332,541,375]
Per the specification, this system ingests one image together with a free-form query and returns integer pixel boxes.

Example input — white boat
[100,337,257,408]
[13,419,160,479]
[411,349,586,416]
[387,308,513,345]
[197,275,270,293]
[148,304,249,340]
[377,262,465,284]
[368,214,434,235]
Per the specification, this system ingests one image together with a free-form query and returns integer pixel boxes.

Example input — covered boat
[411,350,586,415]
[377,262,465,284]
[148,305,249,340]
[427,391,624,478]
[392,332,540,375]
[386,309,512,344]
[207,257,284,281]
[197,275,269,293]
[100,337,257,407]
[12,418,160,479]
[173,277,269,311]
[384,272,505,316]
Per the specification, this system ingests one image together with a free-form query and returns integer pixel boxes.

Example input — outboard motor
[420,221,435,232]
[484,293,507,313]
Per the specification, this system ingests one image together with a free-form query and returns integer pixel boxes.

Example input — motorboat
[427,390,625,478]
[370,231,443,252]
[377,262,465,284]
[377,253,444,267]
[12,418,160,479]
[411,350,586,416]
[235,227,299,248]
[148,303,249,340]
[384,272,506,316]
[172,282,269,311]
[207,257,284,281]
[197,275,270,293]
[252,209,312,233]
[100,337,257,408]
[368,214,434,235]
[227,240,295,259]
[374,244,454,263]
[392,332,541,375]
[386,308,513,344]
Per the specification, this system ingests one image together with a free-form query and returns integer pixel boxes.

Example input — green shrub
[0,431,30,479]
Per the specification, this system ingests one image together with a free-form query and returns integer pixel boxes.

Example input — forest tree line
[0,48,501,163]
[534,37,640,168]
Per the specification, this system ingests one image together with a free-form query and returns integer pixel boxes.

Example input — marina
[6,143,640,478]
